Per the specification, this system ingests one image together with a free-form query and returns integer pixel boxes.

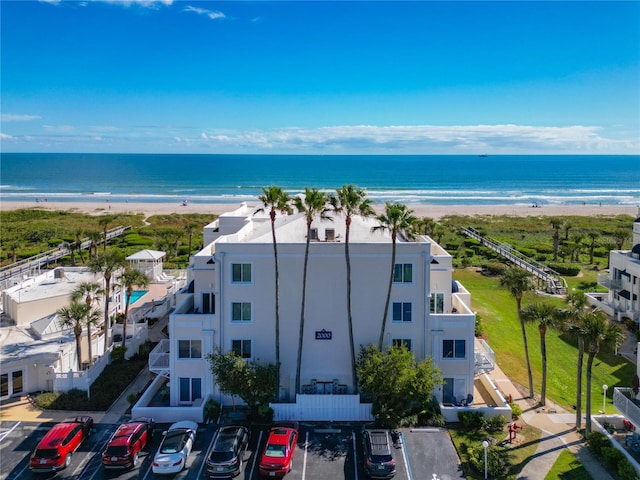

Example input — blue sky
[1,1,639,154]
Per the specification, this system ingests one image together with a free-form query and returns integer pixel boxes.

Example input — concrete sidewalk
[484,362,614,480]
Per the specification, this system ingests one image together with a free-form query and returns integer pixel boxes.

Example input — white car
[152,421,198,475]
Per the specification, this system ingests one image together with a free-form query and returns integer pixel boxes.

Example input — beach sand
[2,200,638,221]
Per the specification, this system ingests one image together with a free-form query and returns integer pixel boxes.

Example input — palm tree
[587,231,600,264]
[550,218,563,262]
[371,202,418,351]
[612,228,631,250]
[583,310,624,434]
[72,282,104,366]
[255,186,292,390]
[120,267,149,349]
[293,188,331,394]
[570,232,585,262]
[87,230,102,260]
[185,222,199,257]
[73,229,86,265]
[83,307,102,367]
[98,215,114,253]
[330,185,374,393]
[57,301,90,371]
[521,301,563,406]
[563,290,589,430]
[90,250,125,353]
[499,266,535,398]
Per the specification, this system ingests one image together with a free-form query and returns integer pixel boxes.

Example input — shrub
[586,431,611,455]
[509,402,522,419]
[458,410,486,430]
[547,263,581,276]
[204,399,221,423]
[618,458,640,480]
[482,262,506,276]
[601,446,625,465]
[127,392,139,406]
[475,315,486,338]
[110,345,126,363]
[467,443,506,477]
[485,415,507,431]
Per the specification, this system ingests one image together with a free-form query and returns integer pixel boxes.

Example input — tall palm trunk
[539,326,547,406]
[575,336,584,430]
[103,274,112,353]
[516,295,535,398]
[270,211,282,390]
[74,325,83,371]
[345,218,358,393]
[585,349,596,434]
[295,232,312,394]
[122,290,132,348]
[379,235,397,350]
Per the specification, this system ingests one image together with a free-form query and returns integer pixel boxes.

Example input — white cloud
[1,114,41,122]
[98,0,173,7]
[184,5,225,20]
[0,132,16,140]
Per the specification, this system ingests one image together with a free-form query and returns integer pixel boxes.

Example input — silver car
[152,421,198,475]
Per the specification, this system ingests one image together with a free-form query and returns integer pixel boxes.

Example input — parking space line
[352,430,358,480]
[301,430,309,480]
[399,432,413,480]
[0,421,20,442]
[196,427,219,479]
[5,459,30,480]
[249,429,263,478]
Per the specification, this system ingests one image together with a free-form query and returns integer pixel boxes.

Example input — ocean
[1,153,639,207]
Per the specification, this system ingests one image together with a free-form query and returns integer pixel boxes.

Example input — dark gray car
[362,429,396,479]
[205,426,249,478]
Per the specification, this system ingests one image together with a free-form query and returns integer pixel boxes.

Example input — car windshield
[160,432,186,454]
[265,444,286,457]
[209,451,234,463]
[35,449,58,458]
[105,446,128,456]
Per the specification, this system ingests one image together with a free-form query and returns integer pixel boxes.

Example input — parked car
[102,417,154,469]
[205,425,250,478]
[362,429,396,479]
[152,420,198,475]
[258,422,299,478]
[29,416,94,473]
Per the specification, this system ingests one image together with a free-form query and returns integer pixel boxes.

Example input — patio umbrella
[632,373,639,396]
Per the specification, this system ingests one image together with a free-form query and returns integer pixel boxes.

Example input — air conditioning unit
[325,229,335,241]
[54,268,65,279]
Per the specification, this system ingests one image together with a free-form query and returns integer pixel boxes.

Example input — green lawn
[545,450,593,480]
[454,269,636,413]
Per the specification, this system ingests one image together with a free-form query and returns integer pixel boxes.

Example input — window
[178,340,202,359]
[202,293,215,314]
[393,263,413,283]
[231,302,252,322]
[179,377,202,402]
[11,371,23,395]
[232,263,252,283]
[392,302,412,322]
[430,292,444,313]
[443,339,466,359]
[443,377,466,405]
[231,339,252,359]
[392,338,412,351]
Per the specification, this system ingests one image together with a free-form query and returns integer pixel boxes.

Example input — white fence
[132,375,206,423]
[271,394,373,422]
[53,346,111,393]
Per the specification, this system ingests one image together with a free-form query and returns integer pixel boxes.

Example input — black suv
[205,426,249,478]
[362,429,396,478]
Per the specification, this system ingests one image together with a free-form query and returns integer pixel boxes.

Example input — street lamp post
[482,440,489,479]
[603,384,608,414]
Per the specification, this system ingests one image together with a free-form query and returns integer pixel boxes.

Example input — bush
[547,263,581,276]
[485,415,507,431]
[204,399,221,423]
[509,402,522,419]
[110,345,126,363]
[458,410,486,430]
[475,315,486,338]
[482,262,506,276]
[618,458,640,480]
[601,446,625,465]
[586,431,611,455]
[467,443,506,477]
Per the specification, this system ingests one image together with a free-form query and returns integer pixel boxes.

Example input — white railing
[271,394,373,422]
[474,339,495,373]
[613,387,640,428]
[149,339,170,376]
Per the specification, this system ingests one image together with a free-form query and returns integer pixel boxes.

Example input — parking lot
[0,421,463,480]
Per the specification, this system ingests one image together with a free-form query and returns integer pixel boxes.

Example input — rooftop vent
[54,268,65,279]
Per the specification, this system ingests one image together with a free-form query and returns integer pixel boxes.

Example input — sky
[1,1,639,154]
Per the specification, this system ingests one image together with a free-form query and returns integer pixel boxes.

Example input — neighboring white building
[589,214,640,322]
[144,203,483,421]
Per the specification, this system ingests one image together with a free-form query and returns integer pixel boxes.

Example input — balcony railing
[598,274,622,291]
[474,339,495,373]
[149,339,170,377]
[613,387,640,429]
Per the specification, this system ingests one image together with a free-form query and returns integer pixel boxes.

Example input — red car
[258,422,299,478]
[102,417,154,469]
[29,416,94,472]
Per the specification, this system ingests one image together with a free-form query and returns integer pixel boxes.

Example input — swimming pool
[126,290,149,305]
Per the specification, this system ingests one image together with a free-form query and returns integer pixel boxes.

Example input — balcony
[149,339,170,377]
[598,274,622,291]
[474,338,495,373]
[613,387,640,429]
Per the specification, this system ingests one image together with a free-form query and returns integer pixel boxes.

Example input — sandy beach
[1,200,637,221]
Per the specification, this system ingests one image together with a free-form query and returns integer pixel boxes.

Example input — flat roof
[4,268,100,304]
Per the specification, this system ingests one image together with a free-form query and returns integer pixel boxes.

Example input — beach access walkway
[461,226,567,295]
